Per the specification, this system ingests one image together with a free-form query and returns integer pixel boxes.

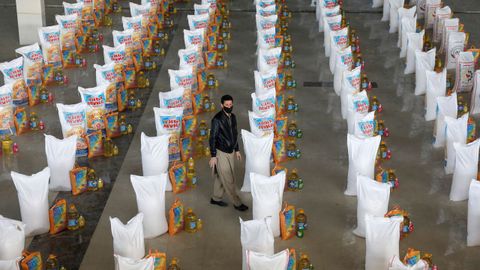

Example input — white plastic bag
[397,7,416,47]
[55,14,78,50]
[424,0,441,29]
[333,46,353,94]
[114,254,154,270]
[445,31,466,70]
[256,4,277,17]
[257,47,282,72]
[168,67,195,92]
[153,107,183,136]
[450,140,480,201]
[341,66,361,119]
[433,6,451,43]
[404,30,424,74]
[15,43,44,84]
[38,25,61,65]
[0,258,21,270]
[110,213,145,259]
[0,216,25,260]
[346,134,381,196]
[329,28,349,73]
[382,0,391,21]
[45,134,77,191]
[129,2,152,17]
[433,93,457,148]
[248,110,275,136]
[257,28,276,50]
[399,16,417,58]
[468,180,480,246]
[354,175,391,238]
[365,215,403,270]
[131,174,168,238]
[0,57,28,106]
[425,68,446,121]
[414,48,436,95]
[247,249,289,270]
[470,71,480,115]
[444,113,468,174]
[178,45,204,71]
[140,132,171,191]
[251,172,285,237]
[240,217,274,270]
[453,51,475,93]
[11,167,50,237]
[112,29,135,51]
[241,130,273,192]
[440,18,459,53]
[388,0,405,33]
[251,89,276,115]
[354,111,377,137]
[388,256,427,270]
[254,69,277,94]
[193,3,212,16]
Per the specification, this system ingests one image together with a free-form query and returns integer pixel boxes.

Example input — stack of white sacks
[379,0,480,251]
[239,0,292,269]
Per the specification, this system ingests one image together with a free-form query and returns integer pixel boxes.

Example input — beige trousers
[212,149,242,206]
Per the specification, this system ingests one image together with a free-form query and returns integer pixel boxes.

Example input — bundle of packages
[389,248,438,270]
[384,206,414,239]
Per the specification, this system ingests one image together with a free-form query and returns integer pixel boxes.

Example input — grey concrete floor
[1,0,480,269]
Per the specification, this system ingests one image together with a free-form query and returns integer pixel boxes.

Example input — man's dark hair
[221,94,233,105]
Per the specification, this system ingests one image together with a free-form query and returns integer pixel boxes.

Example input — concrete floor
[1,0,480,269]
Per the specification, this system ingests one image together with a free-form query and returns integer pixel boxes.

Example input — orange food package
[168,162,187,194]
[49,199,67,234]
[103,111,121,138]
[280,202,296,240]
[168,198,184,236]
[20,251,43,270]
[86,131,104,158]
[70,166,88,195]
[147,250,167,270]
[273,137,288,164]
[14,107,29,135]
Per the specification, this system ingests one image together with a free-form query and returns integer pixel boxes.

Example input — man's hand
[209,157,217,168]
[235,151,242,161]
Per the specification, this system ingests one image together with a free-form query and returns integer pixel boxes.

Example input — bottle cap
[298,208,304,214]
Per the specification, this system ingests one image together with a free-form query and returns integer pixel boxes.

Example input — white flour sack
[450,139,480,201]
[78,85,108,132]
[433,6,452,43]
[324,14,342,57]
[399,16,417,58]
[0,258,21,270]
[397,6,416,47]
[444,113,468,174]
[45,134,77,191]
[131,174,168,238]
[453,51,475,93]
[404,30,425,75]
[240,217,274,270]
[251,89,276,115]
[388,0,405,33]
[241,129,274,192]
[468,180,480,246]
[140,132,170,190]
[251,172,285,237]
[424,0,441,29]
[257,47,282,72]
[354,175,391,238]
[425,68,446,121]
[11,167,50,237]
[168,67,196,92]
[471,71,480,115]
[184,28,206,49]
[93,63,119,112]
[114,254,154,270]
[193,3,213,16]
[178,45,204,71]
[365,215,403,270]
[257,28,276,51]
[159,88,185,110]
[381,0,391,21]
[346,90,370,134]
[15,43,44,84]
[256,4,277,18]
[440,18,459,53]
[318,5,340,33]
[354,111,376,137]
[249,110,275,136]
[388,256,427,270]
[255,14,278,31]
[333,47,353,96]
[56,102,88,157]
[247,249,289,270]
[372,0,383,8]
[103,44,127,67]
[254,69,277,94]
[445,31,466,70]
[433,93,457,148]
[414,48,436,95]
[417,0,426,19]
[187,13,210,30]
[110,213,145,259]
[0,216,25,260]
[341,66,361,119]
[153,107,183,136]
[329,27,349,73]
[345,134,381,196]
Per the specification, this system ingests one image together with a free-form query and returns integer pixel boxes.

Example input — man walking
[209,95,248,211]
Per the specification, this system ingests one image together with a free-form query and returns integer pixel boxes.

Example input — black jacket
[209,110,239,157]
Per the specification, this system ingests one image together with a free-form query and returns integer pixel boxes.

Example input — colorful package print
[194,3,212,16]
[256,4,277,17]
[196,71,208,93]
[63,2,83,23]
[276,93,286,115]
[255,14,278,31]
[206,34,218,51]
[78,85,107,131]
[117,84,128,112]
[287,248,296,270]
[258,47,282,72]
[275,116,288,137]
[254,69,277,93]
[124,68,137,89]
[187,13,210,30]
[178,45,205,72]
[55,14,79,51]
[20,251,42,270]
[159,88,185,110]
[280,203,296,240]
[184,28,206,49]
[204,50,218,69]
[167,134,181,162]
[103,112,122,138]
[86,131,104,158]
[142,38,154,56]
[48,199,67,234]
[122,15,147,40]
[208,24,220,37]
[112,29,136,68]
[38,25,62,66]
[446,31,466,70]
[257,28,276,50]
[57,103,88,157]
[93,0,106,26]
[42,64,56,85]
[15,43,44,86]
[168,67,197,92]
[129,2,152,17]
[192,92,205,115]
[356,111,376,137]
[180,136,194,162]
[182,115,197,136]
[132,51,145,72]
[14,107,29,135]
[94,63,123,112]
[272,164,288,176]
[69,166,88,195]
[61,48,77,69]
[153,107,183,161]
[0,83,15,135]
[103,44,127,68]
[0,57,29,106]
[352,90,370,114]
[252,89,276,115]
[169,162,187,194]
[147,250,167,270]
[248,110,275,137]
[27,84,41,106]
[276,72,286,92]
[168,198,184,235]
[273,136,288,163]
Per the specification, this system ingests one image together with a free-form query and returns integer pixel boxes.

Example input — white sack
[354,111,377,137]
[0,216,25,260]
[114,255,154,270]
[329,27,349,73]
[433,93,457,148]
[388,256,428,270]
[467,180,480,246]
[388,0,404,33]
[247,249,289,270]
[424,0,441,29]
[241,130,273,192]
[414,48,436,95]
[470,71,480,115]
[341,66,361,119]
[404,30,424,75]
[347,91,370,134]
[399,16,417,58]
[0,258,21,270]
[248,110,275,137]
[397,7,416,47]
[450,140,480,201]
[254,69,277,94]
[251,89,276,115]
[365,215,403,270]
[382,0,391,21]
[318,5,340,33]
[445,31,466,70]
[372,0,383,8]
[45,134,77,191]
[110,213,145,259]
[453,51,475,93]
[425,68,446,121]
[324,15,342,57]
[440,18,459,53]
[140,133,171,191]
[240,217,274,270]
[433,6,452,43]
[444,113,469,174]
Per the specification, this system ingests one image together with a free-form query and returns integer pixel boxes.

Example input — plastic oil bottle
[45,254,59,270]
[87,168,98,191]
[187,157,197,188]
[104,137,114,157]
[199,120,208,138]
[203,95,211,111]
[298,254,312,270]
[296,209,307,238]
[195,140,205,159]
[119,114,128,135]
[67,203,80,231]
[287,169,299,191]
[30,112,39,130]
[168,258,180,270]
[184,208,198,233]
[288,120,298,137]
[286,96,296,113]
[2,136,13,155]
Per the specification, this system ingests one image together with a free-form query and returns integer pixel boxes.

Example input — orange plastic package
[49,199,67,234]
[280,202,296,240]
[147,250,167,270]
[273,137,288,164]
[103,111,121,138]
[20,251,43,270]
[70,166,88,195]
[86,131,104,158]
[168,198,184,236]
[14,107,29,135]
[169,162,187,194]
